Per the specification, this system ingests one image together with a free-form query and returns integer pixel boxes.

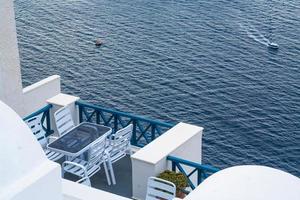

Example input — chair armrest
[63,161,88,177]
[76,177,91,186]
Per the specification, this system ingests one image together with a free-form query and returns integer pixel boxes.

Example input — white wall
[62,180,131,200]
[1,162,62,200]
[47,93,80,136]
[131,123,203,200]
[22,75,61,117]
[0,0,24,115]
[0,100,63,200]
[184,166,300,200]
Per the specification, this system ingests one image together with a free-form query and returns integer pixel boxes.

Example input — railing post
[45,109,52,136]
[78,104,83,123]
[96,110,100,124]
[131,120,137,146]
[151,124,156,141]
[197,169,202,185]
[114,114,118,133]
[172,161,176,172]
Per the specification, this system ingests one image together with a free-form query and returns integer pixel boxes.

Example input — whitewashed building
[0,0,299,199]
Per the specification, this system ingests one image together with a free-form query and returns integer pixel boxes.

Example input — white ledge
[62,179,131,200]
[22,75,61,117]
[47,93,79,107]
[131,122,203,164]
[23,75,60,93]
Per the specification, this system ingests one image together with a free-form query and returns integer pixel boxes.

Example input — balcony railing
[23,104,54,136]
[76,100,175,147]
[167,155,219,190]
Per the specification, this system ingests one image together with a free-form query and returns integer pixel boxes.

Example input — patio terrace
[63,155,132,198]
[23,97,217,199]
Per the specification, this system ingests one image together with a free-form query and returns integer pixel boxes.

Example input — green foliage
[157,170,188,191]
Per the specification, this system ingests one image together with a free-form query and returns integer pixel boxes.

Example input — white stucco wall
[131,123,203,200]
[1,162,62,200]
[0,100,62,200]
[22,75,61,117]
[62,179,131,200]
[0,0,24,115]
[184,165,300,200]
[47,93,80,135]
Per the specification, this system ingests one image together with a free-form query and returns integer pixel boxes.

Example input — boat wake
[239,23,270,46]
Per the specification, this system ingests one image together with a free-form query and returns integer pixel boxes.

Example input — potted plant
[157,170,188,198]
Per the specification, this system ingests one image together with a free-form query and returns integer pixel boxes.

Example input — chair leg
[86,178,91,187]
[107,160,116,185]
[103,162,111,186]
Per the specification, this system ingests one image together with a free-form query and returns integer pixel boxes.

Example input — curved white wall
[0,101,62,200]
[185,165,300,200]
[0,101,46,190]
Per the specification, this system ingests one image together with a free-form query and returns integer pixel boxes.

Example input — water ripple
[15,0,300,176]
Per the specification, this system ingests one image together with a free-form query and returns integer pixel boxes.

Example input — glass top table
[48,122,112,157]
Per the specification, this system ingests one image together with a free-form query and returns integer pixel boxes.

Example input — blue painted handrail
[76,100,175,147]
[23,104,54,136]
[167,155,219,190]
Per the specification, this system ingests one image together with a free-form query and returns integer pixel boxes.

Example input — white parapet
[47,93,80,135]
[62,179,131,200]
[1,161,62,200]
[131,122,203,200]
[22,75,61,117]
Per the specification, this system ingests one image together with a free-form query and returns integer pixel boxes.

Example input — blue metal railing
[167,155,219,190]
[76,100,175,147]
[23,104,54,136]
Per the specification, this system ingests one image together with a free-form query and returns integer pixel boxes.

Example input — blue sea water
[15,0,300,176]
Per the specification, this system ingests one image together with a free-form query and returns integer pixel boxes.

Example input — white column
[0,0,24,115]
[47,93,80,136]
[131,123,203,199]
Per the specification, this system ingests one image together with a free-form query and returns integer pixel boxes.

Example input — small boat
[95,39,103,46]
[268,42,279,49]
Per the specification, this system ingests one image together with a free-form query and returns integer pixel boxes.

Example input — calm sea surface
[15,0,300,176]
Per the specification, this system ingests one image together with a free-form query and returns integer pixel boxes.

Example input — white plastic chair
[146,177,176,200]
[54,106,75,136]
[105,124,133,184]
[62,135,115,186]
[25,114,64,161]
[107,124,133,161]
